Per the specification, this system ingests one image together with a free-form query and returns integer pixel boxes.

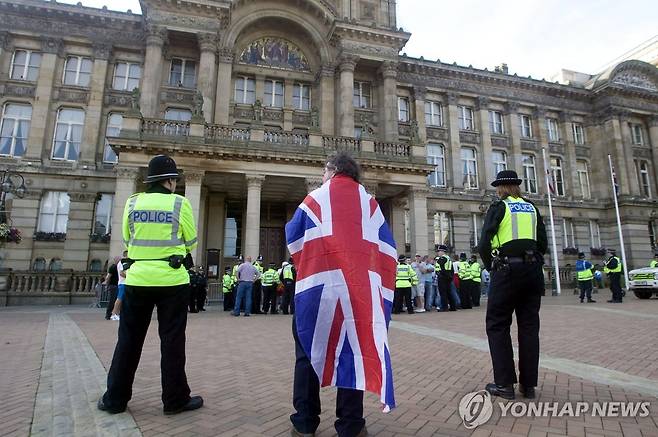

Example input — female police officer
[478,170,547,400]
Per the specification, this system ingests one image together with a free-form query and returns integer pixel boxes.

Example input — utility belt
[122,254,187,270]
[491,250,542,272]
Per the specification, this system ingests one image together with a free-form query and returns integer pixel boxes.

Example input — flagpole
[542,148,561,296]
[608,154,630,291]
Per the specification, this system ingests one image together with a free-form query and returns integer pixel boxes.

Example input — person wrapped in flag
[286,152,397,437]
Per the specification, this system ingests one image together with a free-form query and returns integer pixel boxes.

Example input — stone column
[197,187,208,266]
[379,61,399,142]
[197,33,218,123]
[244,174,265,260]
[109,167,139,258]
[140,25,167,118]
[534,107,549,195]
[64,192,98,270]
[557,112,579,199]
[305,177,323,193]
[412,86,427,143]
[337,55,357,137]
[602,111,633,196]
[317,64,335,135]
[647,116,658,193]
[80,43,111,165]
[205,193,226,259]
[476,97,494,188]
[445,93,462,190]
[184,170,205,262]
[619,112,641,195]
[504,101,522,175]
[25,37,62,161]
[364,181,378,199]
[391,199,407,255]
[283,79,294,131]
[214,48,234,125]
[408,187,429,256]
[0,32,11,80]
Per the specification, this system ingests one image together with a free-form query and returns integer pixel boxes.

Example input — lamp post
[0,169,27,224]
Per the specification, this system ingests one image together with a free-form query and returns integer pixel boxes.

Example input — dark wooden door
[259,227,285,265]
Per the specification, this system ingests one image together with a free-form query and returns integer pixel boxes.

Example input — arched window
[89,259,102,272]
[49,258,63,271]
[32,257,46,272]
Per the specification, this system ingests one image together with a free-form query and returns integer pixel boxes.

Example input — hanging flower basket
[0,223,21,244]
[562,247,579,255]
[590,247,607,256]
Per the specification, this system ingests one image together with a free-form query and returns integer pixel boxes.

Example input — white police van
[628,267,658,299]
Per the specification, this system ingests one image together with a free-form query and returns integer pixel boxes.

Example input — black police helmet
[437,244,449,252]
[144,154,180,184]
[398,254,406,262]
[491,170,522,187]
[578,252,585,258]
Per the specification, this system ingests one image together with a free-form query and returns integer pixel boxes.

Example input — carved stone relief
[161,89,194,105]
[54,87,90,104]
[613,72,657,92]
[491,136,508,148]
[520,139,538,151]
[633,147,652,159]
[0,83,36,98]
[459,131,479,144]
[104,91,132,107]
[427,128,448,141]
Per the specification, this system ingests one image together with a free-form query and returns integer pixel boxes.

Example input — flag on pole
[611,163,620,197]
[545,160,556,195]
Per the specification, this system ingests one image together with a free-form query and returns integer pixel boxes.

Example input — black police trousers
[578,280,593,301]
[252,280,262,314]
[290,319,365,437]
[281,280,295,314]
[393,287,413,314]
[105,285,118,319]
[608,273,623,302]
[486,262,543,387]
[262,285,278,313]
[437,278,457,311]
[102,284,192,411]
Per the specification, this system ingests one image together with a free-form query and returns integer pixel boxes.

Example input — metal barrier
[89,283,111,308]
[207,282,223,305]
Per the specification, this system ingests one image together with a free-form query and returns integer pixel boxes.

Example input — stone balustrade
[322,135,361,153]
[374,141,410,157]
[264,130,309,146]
[1,270,105,306]
[142,118,190,137]
[205,125,250,143]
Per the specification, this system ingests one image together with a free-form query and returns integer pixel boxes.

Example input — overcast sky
[60,0,657,79]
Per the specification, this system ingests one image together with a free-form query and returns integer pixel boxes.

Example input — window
[89,259,102,272]
[637,160,651,197]
[264,79,284,108]
[461,147,478,189]
[0,103,31,157]
[103,113,122,163]
[489,110,504,134]
[38,191,70,234]
[492,150,507,176]
[63,56,92,87]
[458,106,474,130]
[522,154,538,194]
[631,124,644,145]
[433,212,453,249]
[589,220,601,248]
[398,97,409,122]
[33,257,47,272]
[520,114,533,138]
[169,58,196,88]
[353,81,371,108]
[471,213,483,247]
[10,50,41,81]
[576,160,591,199]
[550,157,565,196]
[93,194,113,236]
[649,220,657,249]
[112,62,141,91]
[292,83,310,110]
[52,108,84,161]
[49,258,63,271]
[223,201,243,257]
[547,118,560,142]
[424,101,442,126]
[562,218,575,249]
[234,76,255,104]
[572,123,585,145]
[427,143,446,187]
[164,108,192,121]
[404,210,410,247]
[354,127,362,139]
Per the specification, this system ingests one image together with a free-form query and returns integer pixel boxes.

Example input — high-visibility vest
[122,192,197,286]
[396,263,418,288]
[283,265,294,280]
[254,262,263,274]
[470,262,481,283]
[491,197,537,250]
[222,274,234,293]
[576,260,593,281]
[650,260,658,268]
[458,264,472,281]
[232,264,239,281]
[604,256,622,274]
[262,268,279,286]
[438,255,452,272]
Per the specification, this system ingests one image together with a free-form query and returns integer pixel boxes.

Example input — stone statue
[360,114,372,139]
[192,90,204,118]
[253,99,264,122]
[310,107,320,128]
[130,87,140,111]
[409,119,420,144]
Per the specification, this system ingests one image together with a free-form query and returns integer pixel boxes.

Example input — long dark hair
[326,152,362,183]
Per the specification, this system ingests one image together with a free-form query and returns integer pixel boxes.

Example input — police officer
[435,245,457,312]
[650,252,658,268]
[98,155,203,415]
[196,266,207,311]
[222,266,235,311]
[457,254,473,309]
[479,170,547,400]
[252,255,264,314]
[469,255,482,307]
[261,262,280,314]
[576,252,596,303]
[394,255,418,314]
[280,258,296,314]
[604,248,623,303]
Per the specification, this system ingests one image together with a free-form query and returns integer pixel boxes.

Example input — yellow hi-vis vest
[491,197,538,250]
[396,263,418,288]
[262,268,279,286]
[222,274,234,293]
[604,256,622,274]
[650,260,658,268]
[470,262,481,283]
[122,192,197,286]
[283,265,294,280]
[577,262,594,281]
[438,255,452,272]
[458,264,472,281]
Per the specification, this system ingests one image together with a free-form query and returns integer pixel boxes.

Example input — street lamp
[0,169,27,224]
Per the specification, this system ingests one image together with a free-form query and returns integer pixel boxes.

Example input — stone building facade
[1,0,658,291]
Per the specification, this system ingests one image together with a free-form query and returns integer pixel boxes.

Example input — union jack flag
[285,175,397,411]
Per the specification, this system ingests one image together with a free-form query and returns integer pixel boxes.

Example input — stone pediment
[612,71,657,92]
[589,60,658,94]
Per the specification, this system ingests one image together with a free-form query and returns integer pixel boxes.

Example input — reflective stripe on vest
[577,261,594,281]
[606,256,622,273]
[128,196,185,247]
[262,269,278,285]
[650,260,658,268]
[283,265,293,280]
[491,197,537,249]
[440,255,452,271]
[396,264,414,288]
[470,263,481,283]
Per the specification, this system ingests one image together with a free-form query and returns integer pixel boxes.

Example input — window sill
[34,232,67,242]
[89,233,111,243]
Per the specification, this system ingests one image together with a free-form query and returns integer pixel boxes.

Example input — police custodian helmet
[144,154,180,184]
[491,170,523,187]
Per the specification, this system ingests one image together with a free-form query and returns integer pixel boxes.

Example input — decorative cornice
[183,170,205,185]
[246,174,266,189]
[337,55,359,72]
[68,191,98,202]
[115,166,140,179]
[379,61,398,79]
[475,96,489,111]
[198,32,219,53]
[217,47,234,64]
[40,36,64,56]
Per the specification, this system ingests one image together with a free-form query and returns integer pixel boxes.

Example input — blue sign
[508,203,535,213]
[132,210,173,224]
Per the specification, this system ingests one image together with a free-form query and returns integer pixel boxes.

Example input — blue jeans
[450,282,461,308]
[424,281,436,310]
[233,281,253,315]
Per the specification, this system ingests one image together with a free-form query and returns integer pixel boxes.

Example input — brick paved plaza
[1,293,657,437]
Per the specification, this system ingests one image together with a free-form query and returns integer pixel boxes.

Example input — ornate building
[1,0,657,301]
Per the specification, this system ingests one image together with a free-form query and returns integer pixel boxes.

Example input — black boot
[518,385,536,399]
[485,383,515,400]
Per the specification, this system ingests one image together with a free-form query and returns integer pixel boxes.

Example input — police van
[628,267,658,299]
